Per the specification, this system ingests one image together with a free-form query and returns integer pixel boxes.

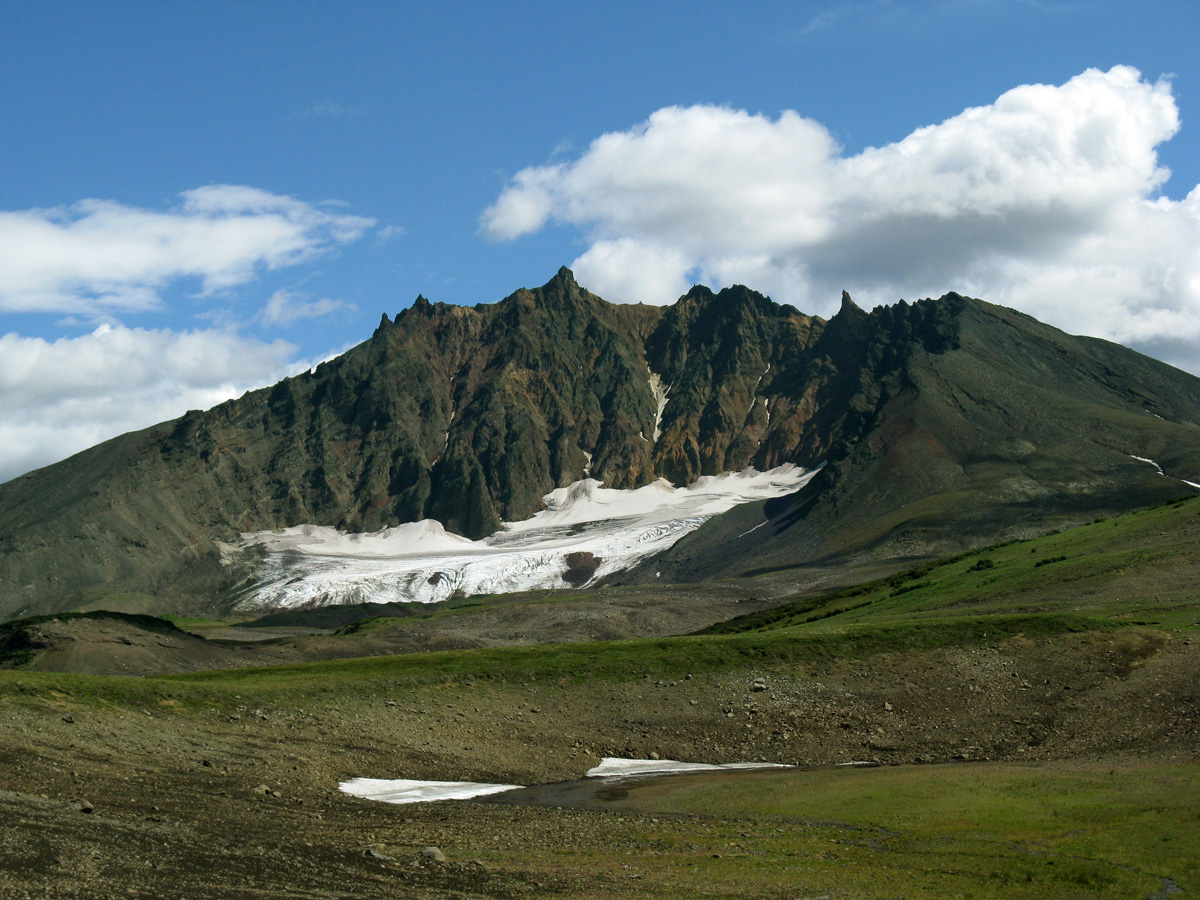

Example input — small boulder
[421,846,447,862]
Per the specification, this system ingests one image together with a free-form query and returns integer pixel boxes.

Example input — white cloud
[375,224,406,243]
[0,185,375,314]
[260,289,357,326]
[571,239,695,306]
[481,66,1200,371]
[0,325,296,483]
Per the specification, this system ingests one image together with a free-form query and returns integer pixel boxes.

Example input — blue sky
[1,1,1198,481]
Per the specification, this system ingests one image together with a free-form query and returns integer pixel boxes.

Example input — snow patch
[1131,454,1165,476]
[242,519,476,559]
[1130,454,1199,488]
[432,383,457,466]
[339,757,791,806]
[240,463,819,609]
[586,757,791,778]
[736,520,769,539]
[750,364,770,413]
[754,364,770,390]
[648,368,670,443]
[339,777,522,805]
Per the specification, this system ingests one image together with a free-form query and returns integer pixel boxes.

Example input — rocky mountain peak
[3,271,1200,621]
[838,290,866,316]
[496,267,599,318]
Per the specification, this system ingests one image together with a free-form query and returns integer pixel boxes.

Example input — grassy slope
[566,760,1200,899]
[712,493,1200,635]
[3,498,1199,898]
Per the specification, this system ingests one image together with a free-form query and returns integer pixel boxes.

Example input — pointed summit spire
[397,294,435,320]
[839,290,864,314]
[543,266,579,291]
[525,266,590,307]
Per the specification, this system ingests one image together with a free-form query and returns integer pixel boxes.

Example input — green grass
[708,494,1200,636]
[0,612,1108,719]
[541,759,1200,899]
[156,612,1105,692]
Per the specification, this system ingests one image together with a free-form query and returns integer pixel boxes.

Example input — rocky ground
[1,627,1196,898]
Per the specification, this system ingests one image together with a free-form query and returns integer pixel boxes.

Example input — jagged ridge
[2,269,1200,619]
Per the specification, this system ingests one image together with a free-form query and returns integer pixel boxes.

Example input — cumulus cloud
[569,239,696,305]
[259,289,357,327]
[0,185,375,314]
[0,325,297,483]
[481,66,1200,371]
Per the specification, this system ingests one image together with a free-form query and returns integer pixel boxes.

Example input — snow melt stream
[241,464,818,609]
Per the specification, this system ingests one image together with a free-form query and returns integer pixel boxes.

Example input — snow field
[240,463,819,609]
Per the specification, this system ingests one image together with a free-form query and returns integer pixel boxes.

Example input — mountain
[2,268,1199,621]
[626,296,1200,585]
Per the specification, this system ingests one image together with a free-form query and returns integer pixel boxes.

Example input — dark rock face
[563,552,601,587]
[619,295,1200,585]
[2,268,1200,619]
[645,283,822,483]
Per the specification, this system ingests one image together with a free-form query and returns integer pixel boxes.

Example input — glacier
[239,463,819,609]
